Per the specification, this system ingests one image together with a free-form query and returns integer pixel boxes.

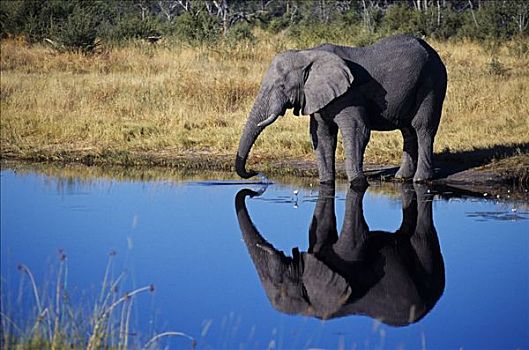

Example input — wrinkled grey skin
[235,184,445,325]
[235,35,447,185]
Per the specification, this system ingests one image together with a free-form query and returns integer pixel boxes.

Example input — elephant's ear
[302,253,351,318]
[302,51,354,115]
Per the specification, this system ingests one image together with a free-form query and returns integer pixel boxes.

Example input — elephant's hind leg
[395,127,418,180]
[411,92,442,182]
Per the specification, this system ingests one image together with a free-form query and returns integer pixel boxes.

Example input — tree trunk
[214,0,230,36]
[437,0,441,26]
[468,0,479,28]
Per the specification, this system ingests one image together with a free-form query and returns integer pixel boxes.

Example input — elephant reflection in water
[235,184,445,326]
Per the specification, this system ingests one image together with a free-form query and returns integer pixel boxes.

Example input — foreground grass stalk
[142,331,197,349]
[87,284,154,350]
[104,285,155,318]
[120,298,134,350]
[0,312,24,336]
[94,250,118,325]
[17,265,42,316]
[5,253,194,349]
[97,251,116,312]
[18,264,53,342]
[51,251,67,350]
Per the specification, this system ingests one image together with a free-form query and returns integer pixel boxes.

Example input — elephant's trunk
[235,99,280,179]
[235,119,260,179]
[235,189,309,315]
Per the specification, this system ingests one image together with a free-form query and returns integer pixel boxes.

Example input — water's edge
[2,159,528,203]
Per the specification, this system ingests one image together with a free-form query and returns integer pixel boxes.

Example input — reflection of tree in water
[5,162,321,193]
[8,162,237,184]
[236,184,445,326]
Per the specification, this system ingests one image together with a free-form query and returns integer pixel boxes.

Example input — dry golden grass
[1,33,528,174]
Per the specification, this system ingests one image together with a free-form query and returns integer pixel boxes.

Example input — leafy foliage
[56,4,100,53]
[173,10,221,45]
[225,21,255,45]
[487,57,508,76]
[0,0,527,52]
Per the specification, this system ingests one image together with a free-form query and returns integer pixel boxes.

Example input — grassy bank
[1,32,528,181]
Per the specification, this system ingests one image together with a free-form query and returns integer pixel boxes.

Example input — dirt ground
[2,150,528,203]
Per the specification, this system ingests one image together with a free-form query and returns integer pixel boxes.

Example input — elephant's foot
[413,183,430,200]
[349,175,369,190]
[395,165,416,181]
[400,184,415,209]
[413,168,433,183]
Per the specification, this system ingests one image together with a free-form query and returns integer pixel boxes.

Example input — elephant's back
[362,36,442,124]
[365,35,446,89]
[316,36,446,126]
[365,35,430,84]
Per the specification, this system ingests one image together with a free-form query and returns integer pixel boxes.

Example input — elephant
[235,184,445,325]
[235,35,447,187]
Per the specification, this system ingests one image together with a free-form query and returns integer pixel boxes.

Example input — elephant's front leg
[409,183,444,282]
[334,187,369,262]
[310,114,338,184]
[335,108,371,188]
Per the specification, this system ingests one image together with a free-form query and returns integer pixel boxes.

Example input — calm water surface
[1,167,528,349]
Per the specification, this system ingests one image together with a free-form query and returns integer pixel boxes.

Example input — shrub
[383,3,416,34]
[431,6,463,40]
[382,3,439,37]
[1,0,71,42]
[0,0,526,48]
[457,1,519,42]
[267,16,290,34]
[225,21,256,45]
[508,35,529,58]
[56,5,99,53]
[487,57,508,76]
[105,14,161,40]
[173,11,221,45]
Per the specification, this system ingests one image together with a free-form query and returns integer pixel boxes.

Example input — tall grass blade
[143,331,197,349]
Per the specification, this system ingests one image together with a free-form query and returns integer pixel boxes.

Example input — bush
[431,6,463,40]
[339,8,362,26]
[382,3,439,37]
[105,14,161,40]
[287,20,339,47]
[225,21,256,45]
[286,18,378,48]
[1,0,72,42]
[507,35,529,58]
[267,16,290,34]
[487,57,508,76]
[56,5,99,53]
[383,3,415,34]
[173,11,221,45]
[457,1,519,42]
[0,0,526,48]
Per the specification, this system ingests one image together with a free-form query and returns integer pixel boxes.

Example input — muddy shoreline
[2,150,528,201]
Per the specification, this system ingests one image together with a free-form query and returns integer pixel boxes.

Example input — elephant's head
[235,50,354,179]
[235,188,351,319]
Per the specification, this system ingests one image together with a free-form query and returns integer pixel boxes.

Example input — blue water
[1,168,528,349]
